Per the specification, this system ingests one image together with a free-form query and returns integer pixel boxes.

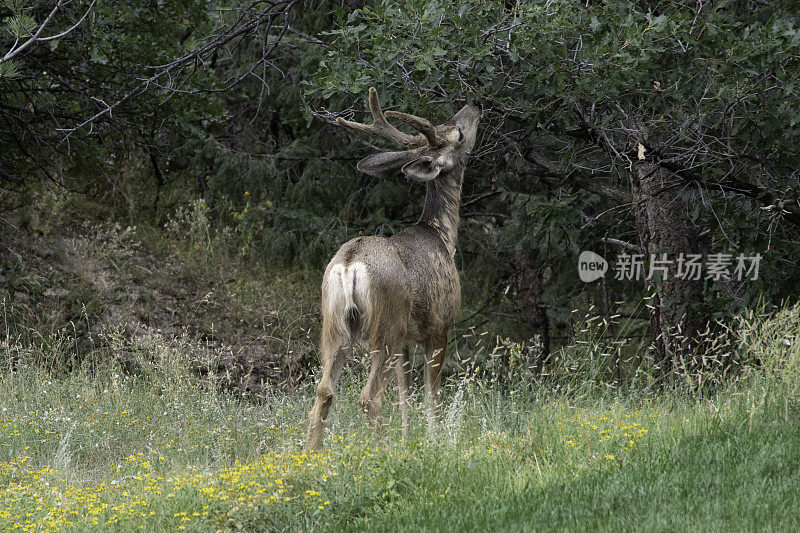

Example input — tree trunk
[513,248,551,369]
[630,162,707,377]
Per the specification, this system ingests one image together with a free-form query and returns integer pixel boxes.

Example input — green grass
[1,333,798,532]
[367,419,800,532]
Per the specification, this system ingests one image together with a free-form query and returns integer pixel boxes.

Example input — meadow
[2,219,799,532]
[2,316,799,531]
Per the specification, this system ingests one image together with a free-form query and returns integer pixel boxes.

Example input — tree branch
[0,0,97,64]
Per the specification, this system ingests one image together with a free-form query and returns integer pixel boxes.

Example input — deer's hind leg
[359,288,410,435]
[307,323,348,450]
[359,345,396,432]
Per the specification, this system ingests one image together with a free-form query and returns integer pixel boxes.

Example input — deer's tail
[323,262,372,341]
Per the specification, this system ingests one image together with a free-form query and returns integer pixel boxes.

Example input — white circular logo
[578,251,608,282]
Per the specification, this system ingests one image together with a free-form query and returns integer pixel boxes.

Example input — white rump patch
[324,262,371,337]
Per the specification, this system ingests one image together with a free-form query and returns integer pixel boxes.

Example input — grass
[1,327,798,532]
[2,214,800,531]
[371,416,800,532]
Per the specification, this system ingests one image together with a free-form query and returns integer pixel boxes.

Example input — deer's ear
[356,151,419,178]
[401,156,440,182]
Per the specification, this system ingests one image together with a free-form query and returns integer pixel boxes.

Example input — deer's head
[337,87,480,182]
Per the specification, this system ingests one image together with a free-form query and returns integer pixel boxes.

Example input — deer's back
[325,225,460,344]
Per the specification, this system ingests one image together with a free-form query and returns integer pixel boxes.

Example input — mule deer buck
[306,88,481,450]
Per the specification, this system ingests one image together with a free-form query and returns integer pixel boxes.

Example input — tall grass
[2,299,799,531]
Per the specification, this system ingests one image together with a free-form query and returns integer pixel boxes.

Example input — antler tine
[336,87,421,147]
[384,111,444,147]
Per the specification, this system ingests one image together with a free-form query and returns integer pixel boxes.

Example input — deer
[306,87,481,450]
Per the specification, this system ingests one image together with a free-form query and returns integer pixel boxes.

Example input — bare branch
[38,0,98,42]
[601,237,643,253]
[1,0,66,64]
[0,0,98,64]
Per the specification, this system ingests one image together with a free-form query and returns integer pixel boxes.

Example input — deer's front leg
[395,347,412,441]
[424,336,448,438]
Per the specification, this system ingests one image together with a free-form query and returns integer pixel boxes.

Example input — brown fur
[307,90,480,449]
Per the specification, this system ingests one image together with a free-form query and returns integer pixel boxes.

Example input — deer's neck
[419,165,464,257]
